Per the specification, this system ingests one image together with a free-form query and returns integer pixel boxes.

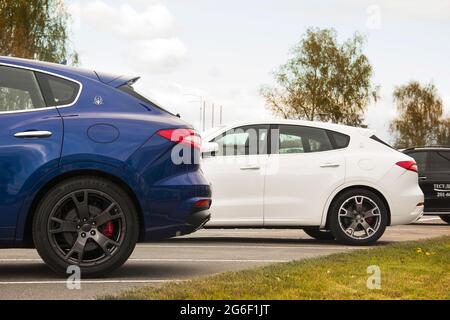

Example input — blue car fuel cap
[87,123,120,144]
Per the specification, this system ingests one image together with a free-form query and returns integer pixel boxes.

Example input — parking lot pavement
[0,217,448,300]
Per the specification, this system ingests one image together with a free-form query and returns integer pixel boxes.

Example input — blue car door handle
[14,130,53,138]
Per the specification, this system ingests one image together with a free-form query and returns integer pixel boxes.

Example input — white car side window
[278,125,333,154]
[213,125,269,156]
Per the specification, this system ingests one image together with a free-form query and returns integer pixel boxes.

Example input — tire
[329,188,388,246]
[33,176,139,277]
[440,215,450,224]
[303,228,335,241]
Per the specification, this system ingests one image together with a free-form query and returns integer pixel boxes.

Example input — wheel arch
[322,185,391,229]
[22,169,145,247]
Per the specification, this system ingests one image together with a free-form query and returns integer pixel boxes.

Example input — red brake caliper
[101,221,114,238]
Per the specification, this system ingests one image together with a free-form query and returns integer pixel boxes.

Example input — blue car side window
[0,66,46,112]
[35,72,80,107]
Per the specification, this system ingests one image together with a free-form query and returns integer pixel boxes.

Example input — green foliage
[0,0,78,65]
[390,81,450,148]
[260,28,378,126]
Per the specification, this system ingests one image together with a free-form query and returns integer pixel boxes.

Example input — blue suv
[0,57,211,276]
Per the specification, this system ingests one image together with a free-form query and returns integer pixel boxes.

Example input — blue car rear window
[119,84,174,115]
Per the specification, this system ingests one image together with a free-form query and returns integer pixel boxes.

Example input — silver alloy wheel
[338,195,381,240]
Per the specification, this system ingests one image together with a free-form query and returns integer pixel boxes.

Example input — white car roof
[202,119,375,140]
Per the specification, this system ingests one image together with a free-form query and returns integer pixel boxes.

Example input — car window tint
[213,125,269,156]
[36,73,80,106]
[119,84,173,115]
[0,66,46,112]
[280,132,304,154]
[330,131,350,149]
[277,125,332,154]
[407,151,427,173]
[428,151,450,172]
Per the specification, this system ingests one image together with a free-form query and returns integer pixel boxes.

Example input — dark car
[0,56,211,276]
[403,146,450,224]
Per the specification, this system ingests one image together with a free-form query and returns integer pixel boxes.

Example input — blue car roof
[0,56,138,88]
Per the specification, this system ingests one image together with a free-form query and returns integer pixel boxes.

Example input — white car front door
[202,125,270,227]
[264,125,347,226]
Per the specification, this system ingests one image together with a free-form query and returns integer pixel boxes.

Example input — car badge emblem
[93,96,103,106]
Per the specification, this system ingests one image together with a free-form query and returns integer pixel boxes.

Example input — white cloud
[82,2,175,39]
[135,38,187,73]
[71,0,187,73]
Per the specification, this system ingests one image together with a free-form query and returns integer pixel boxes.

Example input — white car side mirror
[202,142,219,157]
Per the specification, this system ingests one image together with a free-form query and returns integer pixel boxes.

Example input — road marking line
[0,259,42,262]
[130,258,289,262]
[418,217,442,221]
[0,258,289,263]
[0,279,184,285]
[137,245,355,250]
[395,228,441,230]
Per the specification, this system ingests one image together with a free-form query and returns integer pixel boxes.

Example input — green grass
[107,237,450,300]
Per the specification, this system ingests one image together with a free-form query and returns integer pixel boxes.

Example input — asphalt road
[0,216,448,300]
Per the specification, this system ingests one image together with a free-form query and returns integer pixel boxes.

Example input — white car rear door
[264,125,346,226]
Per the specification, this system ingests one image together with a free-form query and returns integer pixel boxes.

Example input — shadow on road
[153,236,392,247]
[0,263,57,279]
[0,262,204,280]
[412,222,448,226]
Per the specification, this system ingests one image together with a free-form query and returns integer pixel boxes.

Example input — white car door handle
[14,131,53,138]
[320,163,340,168]
[240,165,261,170]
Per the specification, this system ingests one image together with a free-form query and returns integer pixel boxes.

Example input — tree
[0,0,78,64]
[437,119,450,146]
[260,28,378,126]
[390,81,449,148]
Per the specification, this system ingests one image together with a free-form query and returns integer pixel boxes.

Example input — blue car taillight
[194,199,212,209]
[157,128,201,150]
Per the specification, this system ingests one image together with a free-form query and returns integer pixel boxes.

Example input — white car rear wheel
[329,189,388,245]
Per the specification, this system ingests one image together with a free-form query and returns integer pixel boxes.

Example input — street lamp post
[202,101,206,131]
[212,103,215,128]
[183,94,203,131]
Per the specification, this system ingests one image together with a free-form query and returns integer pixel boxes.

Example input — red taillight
[194,199,211,208]
[396,161,418,173]
[157,128,201,149]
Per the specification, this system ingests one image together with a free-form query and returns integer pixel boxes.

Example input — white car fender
[319,181,392,228]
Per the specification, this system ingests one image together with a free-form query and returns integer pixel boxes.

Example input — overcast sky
[66,0,450,142]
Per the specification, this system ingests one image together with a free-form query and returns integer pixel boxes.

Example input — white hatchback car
[201,120,424,245]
